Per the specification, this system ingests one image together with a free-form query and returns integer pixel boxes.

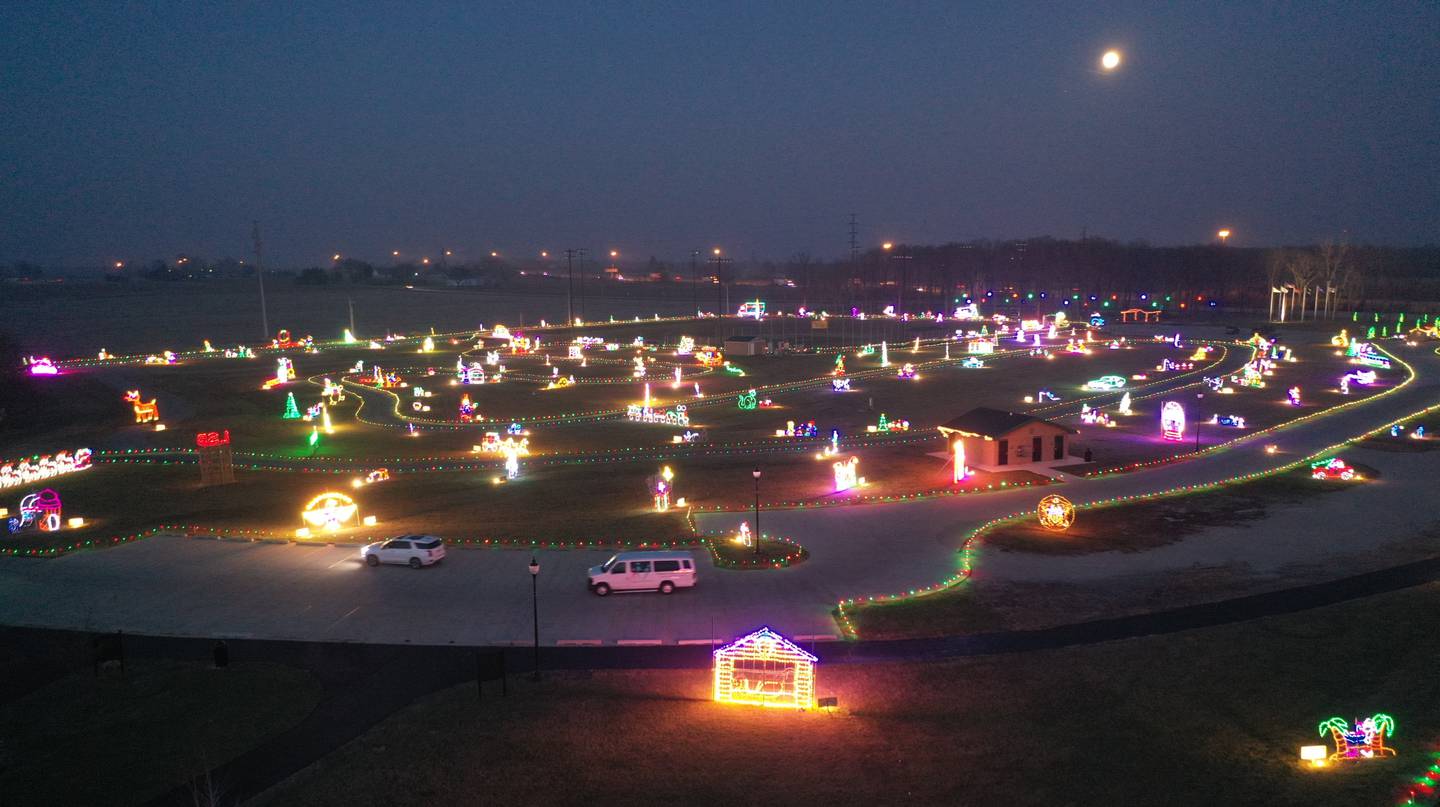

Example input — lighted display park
[5,5,1440,806]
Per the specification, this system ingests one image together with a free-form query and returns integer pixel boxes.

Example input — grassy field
[0,659,320,807]
[843,464,1377,639]
[256,583,1440,807]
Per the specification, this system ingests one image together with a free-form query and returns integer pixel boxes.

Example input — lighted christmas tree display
[282,392,301,419]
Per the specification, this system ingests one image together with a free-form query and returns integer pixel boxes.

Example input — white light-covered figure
[1118,391,1132,415]
[833,456,860,492]
[276,357,295,386]
[0,448,92,490]
[735,521,753,547]
[953,440,968,483]
[633,356,647,378]
[880,341,889,367]
[1161,401,1186,441]
[677,336,695,355]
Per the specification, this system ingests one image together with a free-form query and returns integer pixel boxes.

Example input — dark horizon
[3,2,1438,267]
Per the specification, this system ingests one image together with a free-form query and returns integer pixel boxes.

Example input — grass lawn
[843,464,1377,639]
[256,583,1440,807]
[0,659,320,807]
[982,464,1374,556]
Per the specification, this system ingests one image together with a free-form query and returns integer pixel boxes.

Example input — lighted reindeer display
[1318,714,1396,761]
[124,390,159,423]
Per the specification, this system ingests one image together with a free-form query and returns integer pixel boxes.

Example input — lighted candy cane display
[124,390,159,423]
[712,627,816,709]
[1160,401,1186,441]
[0,449,92,490]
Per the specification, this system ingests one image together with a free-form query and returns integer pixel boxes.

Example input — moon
[1101,50,1122,71]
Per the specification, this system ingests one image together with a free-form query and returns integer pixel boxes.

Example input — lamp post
[1194,392,1204,452]
[751,468,761,556]
[528,557,540,681]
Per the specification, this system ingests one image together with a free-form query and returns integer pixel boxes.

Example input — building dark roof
[723,335,763,342]
[938,407,1076,438]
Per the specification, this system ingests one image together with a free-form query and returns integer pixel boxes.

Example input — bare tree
[1315,238,1350,319]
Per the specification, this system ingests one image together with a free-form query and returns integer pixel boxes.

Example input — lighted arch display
[300,492,358,531]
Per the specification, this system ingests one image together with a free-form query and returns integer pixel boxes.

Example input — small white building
[723,335,767,356]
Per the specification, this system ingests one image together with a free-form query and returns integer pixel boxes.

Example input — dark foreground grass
[981,464,1375,557]
[846,465,1378,639]
[257,583,1440,807]
[0,659,320,807]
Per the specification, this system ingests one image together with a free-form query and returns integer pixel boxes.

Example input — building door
[1054,435,1065,460]
[997,439,1008,466]
[1031,436,1042,463]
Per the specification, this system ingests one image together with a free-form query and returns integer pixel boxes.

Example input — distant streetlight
[422,257,430,265]
[751,468,762,556]
[113,261,123,269]
[528,557,540,681]
[541,250,549,258]
[882,242,893,251]
[1101,50,1122,71]
[713,247,722,256]
[609,249,619,259]
[1217,229,1232,244]
[332,253,341,262]
[491,251,499,258]
[445,250,453,257]
[392,250,400,257]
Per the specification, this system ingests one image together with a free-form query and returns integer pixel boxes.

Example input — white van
[587,551,697,596]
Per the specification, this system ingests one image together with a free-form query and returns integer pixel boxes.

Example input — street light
[1101,49,1122,71]
[1217,229,1231,245]
[528,557,540,681]
[751,468,761,556]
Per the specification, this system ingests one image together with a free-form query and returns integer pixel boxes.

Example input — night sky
[3,1,1437,267]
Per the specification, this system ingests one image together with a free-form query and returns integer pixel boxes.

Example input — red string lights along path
[836,342,1435,639]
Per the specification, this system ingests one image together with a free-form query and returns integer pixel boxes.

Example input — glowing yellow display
[300,492,359,532]
[1037,494,1075,531]
[713,627,817,709]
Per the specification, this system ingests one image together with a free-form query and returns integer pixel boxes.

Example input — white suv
[361,535,446,569]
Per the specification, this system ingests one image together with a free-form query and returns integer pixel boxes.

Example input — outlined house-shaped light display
[712,627,817,709]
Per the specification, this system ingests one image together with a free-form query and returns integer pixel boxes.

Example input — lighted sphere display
[1037,494,1075,532]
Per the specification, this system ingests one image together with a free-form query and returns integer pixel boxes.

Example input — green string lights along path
[833,340,1439,639]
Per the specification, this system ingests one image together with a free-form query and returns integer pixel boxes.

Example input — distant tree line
[6,237,1438,313]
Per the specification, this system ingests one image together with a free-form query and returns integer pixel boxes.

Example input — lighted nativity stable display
[712,626,817,709]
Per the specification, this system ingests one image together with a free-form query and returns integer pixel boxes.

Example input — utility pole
[252,221,269,340]
[848,214,859,312]
[348,297,356,336]
[576,248,587,321]
[691,249,700,316]
[565,249,578,324]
